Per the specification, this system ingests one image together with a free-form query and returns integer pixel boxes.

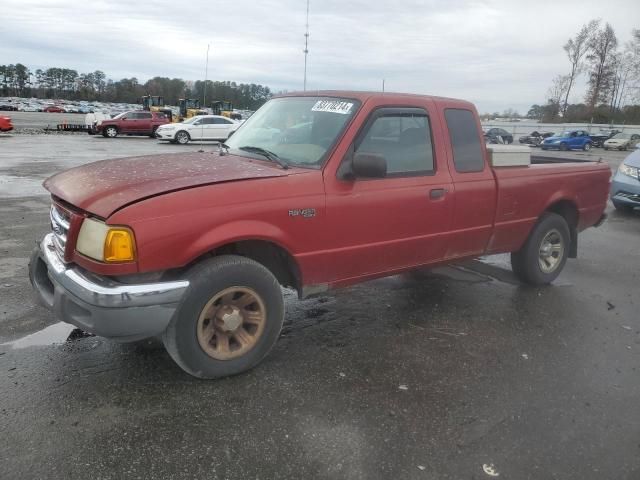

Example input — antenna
[203,43,210,107]
[382,79,385,92]
[303,0,310,91]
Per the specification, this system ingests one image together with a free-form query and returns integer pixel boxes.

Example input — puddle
[1,322,81,349]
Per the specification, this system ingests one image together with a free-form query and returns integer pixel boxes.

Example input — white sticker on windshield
[311,100,354,115]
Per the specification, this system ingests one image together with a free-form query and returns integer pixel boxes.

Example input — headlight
[619,163,639,180]
[76,217,137,262]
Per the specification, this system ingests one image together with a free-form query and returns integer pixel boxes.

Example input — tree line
[0,64,273,110]
[532,22,640,124]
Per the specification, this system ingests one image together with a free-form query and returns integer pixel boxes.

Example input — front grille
[618,191,640,202]
[50,203,70,258]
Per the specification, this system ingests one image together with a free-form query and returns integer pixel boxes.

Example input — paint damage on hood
[44,151,293,218]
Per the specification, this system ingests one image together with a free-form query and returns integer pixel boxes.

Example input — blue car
[541,129,593,151]
[610,146,640,212]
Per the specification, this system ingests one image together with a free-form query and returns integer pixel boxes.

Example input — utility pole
[382,79,385,92]
[303,0,310,91]
[203,43,210,107]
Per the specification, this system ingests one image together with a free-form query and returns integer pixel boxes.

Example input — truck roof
[276,90,476,110]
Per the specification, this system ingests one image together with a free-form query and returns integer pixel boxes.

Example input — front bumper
[29,233,189,342]
[155,130,176,140]
[611,171,640,206]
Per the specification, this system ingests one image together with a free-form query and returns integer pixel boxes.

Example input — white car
[155,115,239,144]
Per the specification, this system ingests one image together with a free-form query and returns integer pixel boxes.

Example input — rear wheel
[583,142,591,151]
[150,126,158,138]
[511,212,570,285]
[103,126,118,138]
[163,255,285,379]
[560,143,568,151]
[175,130,190,145]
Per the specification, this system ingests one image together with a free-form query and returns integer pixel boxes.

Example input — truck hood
[44,152,293,218]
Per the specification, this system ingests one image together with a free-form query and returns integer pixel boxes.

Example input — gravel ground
[0,135,639,480]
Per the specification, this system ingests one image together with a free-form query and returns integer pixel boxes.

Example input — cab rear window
[445,109,484,173]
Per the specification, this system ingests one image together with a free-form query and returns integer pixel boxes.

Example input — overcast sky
[1,0,638,113]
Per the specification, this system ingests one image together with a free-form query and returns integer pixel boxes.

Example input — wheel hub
[196,286,266,360]
[538,229,564,273]
[218,306,243,332]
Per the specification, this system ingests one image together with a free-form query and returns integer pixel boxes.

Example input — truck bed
[487,160,611,254]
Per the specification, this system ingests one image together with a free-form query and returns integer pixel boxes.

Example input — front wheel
[103,126,118,138]
[511,212,570,285]
[175,130,190,144]
[583,142,591,151]
[163,255,285,379]
[559,143,568,151]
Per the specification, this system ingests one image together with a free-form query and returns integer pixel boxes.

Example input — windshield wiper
[239,146,289,169]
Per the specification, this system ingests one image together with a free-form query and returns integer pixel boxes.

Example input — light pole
[303,0,310,91]
[203,43,210,108]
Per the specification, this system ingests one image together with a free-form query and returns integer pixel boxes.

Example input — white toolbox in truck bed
[487,144,531,167]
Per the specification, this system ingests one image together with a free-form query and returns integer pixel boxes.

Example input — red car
[0,116,13,132]
[43,106,65,113]
[96,111,170,138]
[30,91,610,378]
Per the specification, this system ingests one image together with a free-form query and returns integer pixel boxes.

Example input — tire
[583,142,591,151]
[150,126,158,138]
[510,212,570,285]
[604,147,609,151]
[175,130,190,145]
[559,143,568,151]
[104,126,118,138]
[163,255,285,379]
[612,200,634,213]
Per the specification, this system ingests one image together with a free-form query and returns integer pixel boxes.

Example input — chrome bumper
[29,233,189,341]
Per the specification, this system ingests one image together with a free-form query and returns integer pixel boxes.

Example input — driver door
[323,106,454,282]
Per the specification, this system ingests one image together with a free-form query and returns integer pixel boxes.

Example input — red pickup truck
[96,110,169,138]
[30,91,610,378]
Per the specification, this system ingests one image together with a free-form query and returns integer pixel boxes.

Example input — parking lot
[1,134,639,479]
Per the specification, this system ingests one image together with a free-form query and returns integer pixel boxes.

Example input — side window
[140,112,152,119]
[212,118,230,124]
[355,112,435,175]
[444,109,484,173]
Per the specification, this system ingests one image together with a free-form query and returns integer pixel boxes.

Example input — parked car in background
[96,111,170,138]
[0,116,14,132]
[518,131,554,146]
[541,130,593,151]
[156,115,239,144]
[590,129,621,148]
[610,145,640,212]
[0,104,18,111]
[483,127,513,144]
[603,133,640,151]
[43,105,65,113]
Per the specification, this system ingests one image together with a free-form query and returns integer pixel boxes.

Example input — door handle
[429,188,447,200]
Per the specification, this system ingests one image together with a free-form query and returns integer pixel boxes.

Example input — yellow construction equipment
[179,99,206,122]
[141,95,174,122]
[211,100,236,119]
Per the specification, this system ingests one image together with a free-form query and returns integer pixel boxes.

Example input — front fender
[183,220,298,266]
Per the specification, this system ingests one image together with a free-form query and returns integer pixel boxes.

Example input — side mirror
[352,152,387,178]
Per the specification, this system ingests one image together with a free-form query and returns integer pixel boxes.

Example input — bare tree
[562,20,599,115]
[545,74,570,120]
[585,22,618,112]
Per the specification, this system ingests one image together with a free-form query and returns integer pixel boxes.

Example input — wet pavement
[1,136,640,479]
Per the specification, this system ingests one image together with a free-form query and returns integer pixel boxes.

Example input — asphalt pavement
[1,134,639,480]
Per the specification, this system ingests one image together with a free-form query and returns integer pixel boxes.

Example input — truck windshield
[224,97,359,168]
